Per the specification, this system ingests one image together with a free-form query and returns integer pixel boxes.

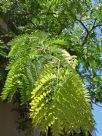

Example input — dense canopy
[0,0,102,136]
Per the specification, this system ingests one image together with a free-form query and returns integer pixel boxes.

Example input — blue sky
[91,0,102,135]
[93,104,102,136]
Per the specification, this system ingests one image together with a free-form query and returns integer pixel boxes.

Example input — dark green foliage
[0,40,9,92]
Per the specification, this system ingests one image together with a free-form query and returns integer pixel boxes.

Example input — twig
[91,23,102,31]
[92,101,102,108]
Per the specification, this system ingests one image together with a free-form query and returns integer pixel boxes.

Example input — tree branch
[77,19,102,46]
[76,19,89,33]
[91,23,102,31]
[92,101,102,108]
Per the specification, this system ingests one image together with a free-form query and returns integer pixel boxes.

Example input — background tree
[0,0,102,135]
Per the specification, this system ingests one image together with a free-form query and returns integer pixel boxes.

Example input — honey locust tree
[0,0,102,136]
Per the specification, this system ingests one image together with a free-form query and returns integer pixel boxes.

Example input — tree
[0,40,9,92]
[0,0,102,135]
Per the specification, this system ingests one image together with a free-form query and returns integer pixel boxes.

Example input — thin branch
[91,23,102,31]
[76,19,102,46]
[81,33,89,46]
[92,101,102,108]
[76,19,89,33]
[91,19,97,31]
[76,19,90,46]
[82,23,102,46]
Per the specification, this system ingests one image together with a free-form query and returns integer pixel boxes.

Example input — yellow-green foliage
[30,54,94,136]
[1,31,94,135]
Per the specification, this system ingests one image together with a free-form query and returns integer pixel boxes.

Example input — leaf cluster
[1,31,94,135]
